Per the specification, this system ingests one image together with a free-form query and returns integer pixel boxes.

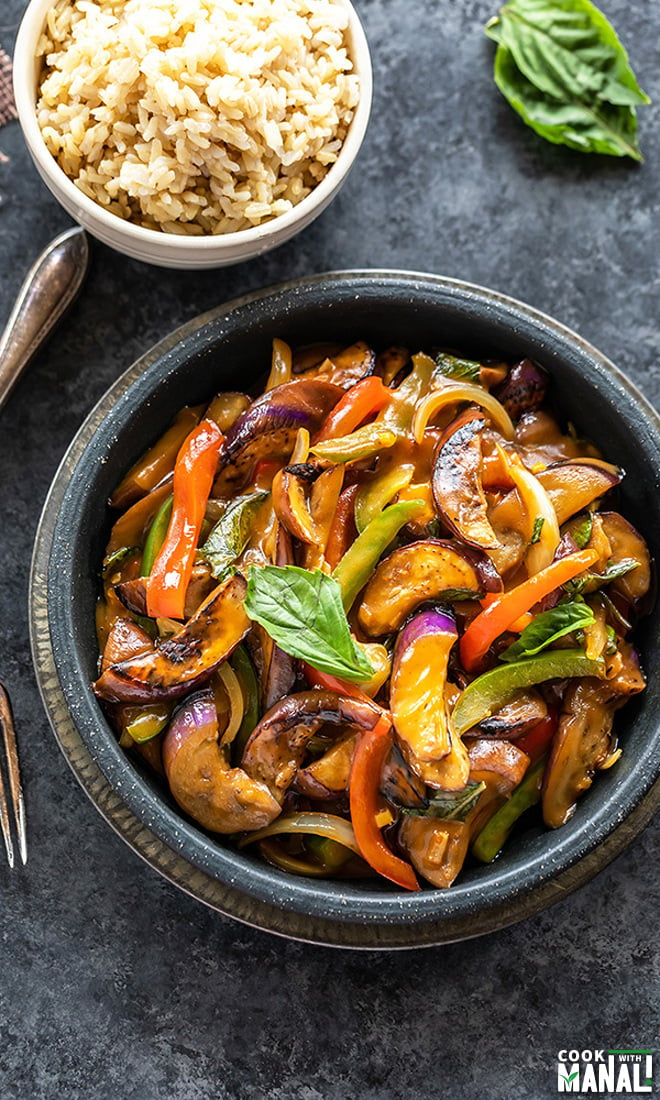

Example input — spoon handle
[0,226,90,414]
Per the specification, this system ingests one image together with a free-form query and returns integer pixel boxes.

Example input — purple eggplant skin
[214,379,343,491]
[94,574,250,703]
[390,607,459,767]
[241,690,383,802]
[162,689,281,833]
[432,412,501,550]
[493,359,548,421]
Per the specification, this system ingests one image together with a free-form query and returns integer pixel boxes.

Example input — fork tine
[0,686,26,867]
[0,764,15,869]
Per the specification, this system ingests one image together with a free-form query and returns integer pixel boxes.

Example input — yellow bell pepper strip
[146,419,223,620]
[302,664,420,890]
[110,405,204,510]
[314,376,391,442]
[452,649,603,736]
[265,338,292,392]
[311,423,398,464]
[471,755,547,863]
[494,443,559,574]
[105,481,173,557]
[459,548,599,671]
[378,352,435,433]
[333,499,427,612]
[141,494,173,576]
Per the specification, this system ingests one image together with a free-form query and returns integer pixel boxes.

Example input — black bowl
[30,271,660,947]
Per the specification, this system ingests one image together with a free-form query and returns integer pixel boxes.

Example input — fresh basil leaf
[244,565,374,684]
[434,353,481,383]
[101,545,139,580]
[500,601,595,662]
[401,781,486,822]
[564,557,638,596]
[571,512,593,550]
[437,587,483,602]
[605,624,618,655]
[200,491,268,580]
[530,516,544,545]
[495,0,649,108]
[493,42,644,161]
[486,0,649,161]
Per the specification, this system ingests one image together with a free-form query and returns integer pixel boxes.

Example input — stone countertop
[1,1,658,1096]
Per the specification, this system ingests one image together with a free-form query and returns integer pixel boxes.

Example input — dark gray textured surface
[0,1,658,1097]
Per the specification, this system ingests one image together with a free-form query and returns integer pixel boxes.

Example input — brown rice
[35,0,360,235]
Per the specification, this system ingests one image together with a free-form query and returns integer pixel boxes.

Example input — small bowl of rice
[14,0,371,268]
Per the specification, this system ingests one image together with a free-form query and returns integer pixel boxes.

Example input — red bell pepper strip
[314,377,390,443]
[303,664,419,891]
[516,712,558,761]
[324,484,359,570]
[350,720,420,891]
[146,419,223,620]
[110,405,204,510]
[460,548,599,671]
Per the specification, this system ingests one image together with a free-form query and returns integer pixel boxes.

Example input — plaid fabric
[0,47,17,127]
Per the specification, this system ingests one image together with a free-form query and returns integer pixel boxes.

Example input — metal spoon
[0,226,89,414]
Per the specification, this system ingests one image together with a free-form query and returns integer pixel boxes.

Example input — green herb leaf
[101,546,139,580]
[500,601,595,662]
[571,512,593,549]
[436,587,483,602]
[200,491,269,580]
[434,353,482,383]
[486,0,649,161]
[564,557,638,596]
[401,781,487,822]
[530,516,545,545]
[244,565,375,684]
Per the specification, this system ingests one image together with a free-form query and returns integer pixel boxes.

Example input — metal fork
[0,685,26,867]
[0,229,88,868]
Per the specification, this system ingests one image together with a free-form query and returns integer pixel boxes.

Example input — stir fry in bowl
[93,339,652,890]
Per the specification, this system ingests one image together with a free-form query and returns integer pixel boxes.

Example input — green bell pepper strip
[141,494,173,576]
[125,703,172,743]
[333,499,426,611]
[471,756,547,863]
[230,644,260,758]
[354,464,414,534]
[378,352,435,433]
[453,649,603,736]
[311,424,397,464]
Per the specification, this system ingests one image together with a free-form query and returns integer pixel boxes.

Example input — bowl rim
[13,0,373,251]
[30,269,660,943]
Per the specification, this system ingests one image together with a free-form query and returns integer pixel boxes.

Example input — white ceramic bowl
[14,0,372,269]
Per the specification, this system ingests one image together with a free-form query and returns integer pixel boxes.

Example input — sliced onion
[412,383,515,443]
[265,338,292,391]
[216,662,245,746]
[496,444,560,573]
[238,812,361,856]
[290,426,310,464]
[257,839,331,877]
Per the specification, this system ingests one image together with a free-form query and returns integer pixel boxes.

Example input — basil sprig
[434,353,481,383]
[200,491,268,581]
[485,0,650,160]
[499,600,595,663]
[401,781,487,822]
[244,565,374,683]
